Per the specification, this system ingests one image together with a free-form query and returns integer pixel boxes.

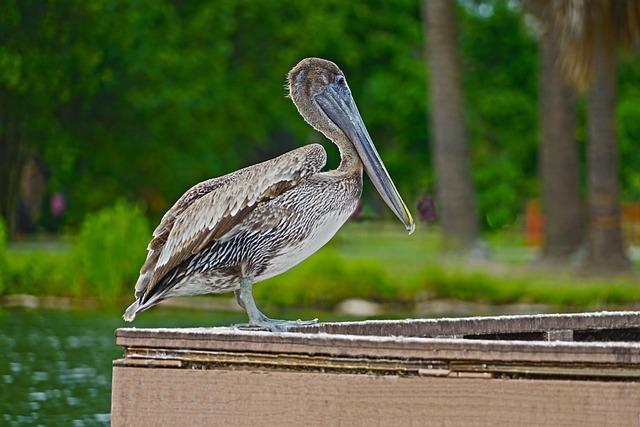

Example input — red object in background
[526,199,640,247]
[525,200,542,247]
[622,203,640,244]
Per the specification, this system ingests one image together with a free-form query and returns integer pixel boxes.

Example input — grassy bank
[1,203,639,311]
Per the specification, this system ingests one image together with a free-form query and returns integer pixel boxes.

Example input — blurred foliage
[1,0,428,226]
[0,219,6,293]
[74,201,150,303]
[461,1,538,228]
[3,202,148,304]
[619,56,640,200]
[6,251,74,297]
[1,0,639,231]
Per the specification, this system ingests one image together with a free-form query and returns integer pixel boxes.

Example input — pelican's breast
[256,172,361,281]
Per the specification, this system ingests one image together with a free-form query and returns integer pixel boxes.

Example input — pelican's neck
[332,134,362,174]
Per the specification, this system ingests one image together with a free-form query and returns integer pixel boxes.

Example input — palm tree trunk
[538,14,584,263]
[583,21,631,273]
[423,0,479,251]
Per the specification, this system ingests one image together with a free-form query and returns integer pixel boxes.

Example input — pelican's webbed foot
[234,317,318,333]
[234,278,318,332]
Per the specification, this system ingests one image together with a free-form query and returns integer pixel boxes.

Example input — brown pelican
[123,58,414,331]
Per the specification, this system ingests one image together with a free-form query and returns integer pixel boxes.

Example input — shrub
[4,250,74,296]
[75,201,150,304]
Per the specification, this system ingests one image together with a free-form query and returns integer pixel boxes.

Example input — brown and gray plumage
[123,58,414,331]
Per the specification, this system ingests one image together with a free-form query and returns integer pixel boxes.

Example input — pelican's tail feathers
[123,300,140,322]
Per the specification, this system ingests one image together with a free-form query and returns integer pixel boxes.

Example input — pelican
[123,58,414,331]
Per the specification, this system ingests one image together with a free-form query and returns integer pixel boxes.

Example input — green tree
[460,1,538,230]
[2,0,430,229]
[0,1,105,233]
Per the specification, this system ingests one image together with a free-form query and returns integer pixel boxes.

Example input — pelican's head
[287,58,414,234]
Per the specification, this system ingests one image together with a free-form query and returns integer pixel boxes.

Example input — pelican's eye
[336,75,346,86]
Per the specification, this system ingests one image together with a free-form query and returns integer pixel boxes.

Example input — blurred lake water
[0,307,250,426]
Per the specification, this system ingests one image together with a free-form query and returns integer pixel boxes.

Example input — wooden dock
[111,311,640,426]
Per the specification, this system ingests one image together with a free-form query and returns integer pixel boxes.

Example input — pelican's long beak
[316,81,415,234]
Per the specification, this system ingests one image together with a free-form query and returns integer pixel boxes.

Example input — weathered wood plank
[111,366,640,427]
[290,310,640,337]
[116,327,640,365]
[115,346,640,379]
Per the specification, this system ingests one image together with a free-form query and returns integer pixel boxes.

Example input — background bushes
[74,201,150,303]
[3,203,639,311]
[0,219,6,294]
[1,202,149,305]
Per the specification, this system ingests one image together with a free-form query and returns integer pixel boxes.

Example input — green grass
[1,211,639,311]
[413,265,640,308]
[330,222,443,277]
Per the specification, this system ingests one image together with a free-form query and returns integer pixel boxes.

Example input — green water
[0,307,250,426]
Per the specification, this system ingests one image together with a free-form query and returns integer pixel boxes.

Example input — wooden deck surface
[111,311,640,426]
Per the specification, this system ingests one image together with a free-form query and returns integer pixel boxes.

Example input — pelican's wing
[134,144,326,299]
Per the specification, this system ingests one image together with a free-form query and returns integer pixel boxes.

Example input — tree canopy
[1,0,639,232]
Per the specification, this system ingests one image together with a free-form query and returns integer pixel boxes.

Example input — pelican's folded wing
[133,144,326,300]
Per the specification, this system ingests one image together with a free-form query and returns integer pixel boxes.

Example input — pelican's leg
[233,290,245,310]
[235,277,317,332]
